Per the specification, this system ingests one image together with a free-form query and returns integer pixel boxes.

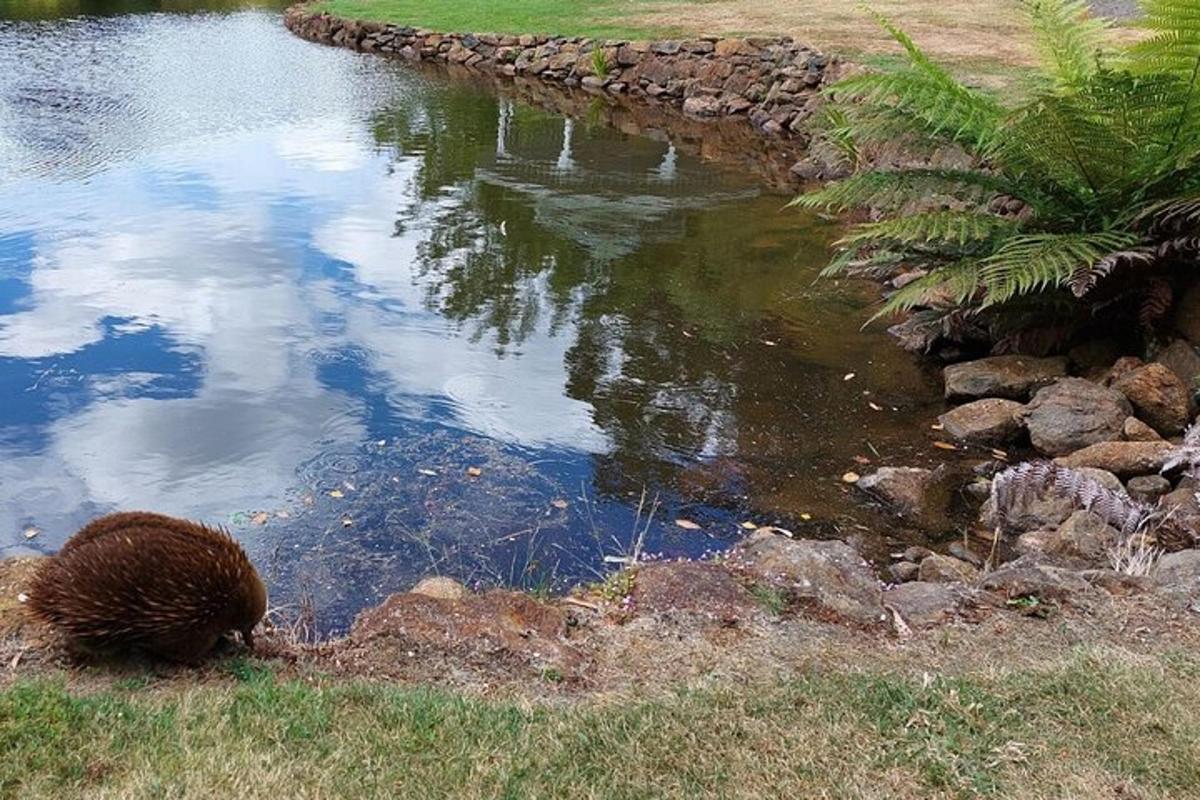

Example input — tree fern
[800,0,1200,349]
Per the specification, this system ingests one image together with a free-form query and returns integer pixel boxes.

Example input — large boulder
[855,466,953,530]
[1054,440,1178,478]
[1111,363,1191,436]
[1021,378,1132,456]
[944,355,1068,401]
[937,398,1025,445]
[729,532,885,626]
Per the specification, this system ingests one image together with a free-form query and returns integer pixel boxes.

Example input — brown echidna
[28,511,267,663]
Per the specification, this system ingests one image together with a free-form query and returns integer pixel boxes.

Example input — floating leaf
[761,340,778,347]
[868,402,883,411]
[376,439,387,447]
[275,511,290,519]
[329,490,344,499]
[843,372,856,381]
[674,519,702,530]
[800,513,813,521]
[551,499,569,509]
[931,423,945,431]
[842,471,861,483]
[22,527,38,540]
[739,521,758,530]
[932,441,958,450]
[251,512,269,526]
[467,467,483,477]
[418,469,438,477]
[341,517,353,527]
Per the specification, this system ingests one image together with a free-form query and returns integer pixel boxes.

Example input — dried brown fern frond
[991,461,1156,536]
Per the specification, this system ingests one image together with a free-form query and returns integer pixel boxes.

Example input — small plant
[750,584,787,616]
[797,0,1200,352]
[589,568,637,604]
[590,47,610,79]
[539,667,565,684]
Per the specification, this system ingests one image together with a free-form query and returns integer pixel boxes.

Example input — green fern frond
[873,260,987,318]
[1025,0,1110,90]
[839,210,1021,248]
[1130,0,1200,162]
[792,168,1017,213]
[978,231,1139,305]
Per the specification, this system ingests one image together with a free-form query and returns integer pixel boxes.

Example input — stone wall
[283,5,834,145]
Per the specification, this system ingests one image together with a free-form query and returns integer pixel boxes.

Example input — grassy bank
[309,0,1134,80]
[4,648,1200,799]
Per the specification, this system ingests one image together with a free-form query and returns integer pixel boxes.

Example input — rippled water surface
[0,0,944,631]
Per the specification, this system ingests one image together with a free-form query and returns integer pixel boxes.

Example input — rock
[947,542,984,568]
[981,467,1123,532]
[888,561,920,583]
[980,556,1092,602]
[1126,474,1172,504]
[1123,416,1163,442]
[410,576,468,601]
[682,95,721,116]
[1043,510,1121,568]
[937,398,1025,445]
[1172,281,1200,347]
[943,355,1068,401]
[855,466,952,529]
[902,545,934,562]
[1054,440,1178,478]
[346,590,581,677]
[1154,549,1200,590]
[1022,378,1131,456]
[1102,355,1145,386]
[918,553,979,583]
[882,582,971,628]
[1155,339,1200,393]
[631,561,756,621]
[1112,363,1192,436]
[730,532,884,625]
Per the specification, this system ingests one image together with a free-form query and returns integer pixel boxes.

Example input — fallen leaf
[674,519,702,530]
[681,330,694,338]
[22,527,38,540]
[842,471,861,483]
[275,511,290,519]
[868,402,883,411]
[761,340,778,347]
[843,372,856,381]
[251,512,270,526]
[931,423,945,431]
[418,469,438,477]
[376,439,387,447]
[551,499,569,510]
[329,489,344,499]
[739,521,758,530]
[853,455,871,465]
[467,467,483,477]
[342,481,356,492]
[932,441,958,450]
[800,513,813,521]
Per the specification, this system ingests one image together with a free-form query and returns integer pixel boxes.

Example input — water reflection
[0,7,943,631]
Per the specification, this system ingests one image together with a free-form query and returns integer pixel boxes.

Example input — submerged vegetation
[799,0,1200,353]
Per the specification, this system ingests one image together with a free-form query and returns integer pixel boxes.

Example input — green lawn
[4,648,1200,799]
[313,0,679,40]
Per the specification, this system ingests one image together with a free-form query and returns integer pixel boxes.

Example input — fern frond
[1069,246,1157,296]
[839,210,1021,248]
[874,260,986,317]
[1129,0,1200,163]
[978,231,1139,305]
[791,168,1016,213]
[1025,0,1110,90]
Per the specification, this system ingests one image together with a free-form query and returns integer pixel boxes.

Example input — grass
[310,0,1140,83]
[3,648,1199,799]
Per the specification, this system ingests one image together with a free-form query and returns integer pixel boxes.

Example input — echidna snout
[28,511,268,663]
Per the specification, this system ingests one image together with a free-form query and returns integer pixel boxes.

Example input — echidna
[28,511,267,663]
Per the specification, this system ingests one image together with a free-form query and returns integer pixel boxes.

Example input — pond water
[0,0,946,632]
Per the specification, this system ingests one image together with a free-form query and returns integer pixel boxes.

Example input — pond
[0,0,946,632]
